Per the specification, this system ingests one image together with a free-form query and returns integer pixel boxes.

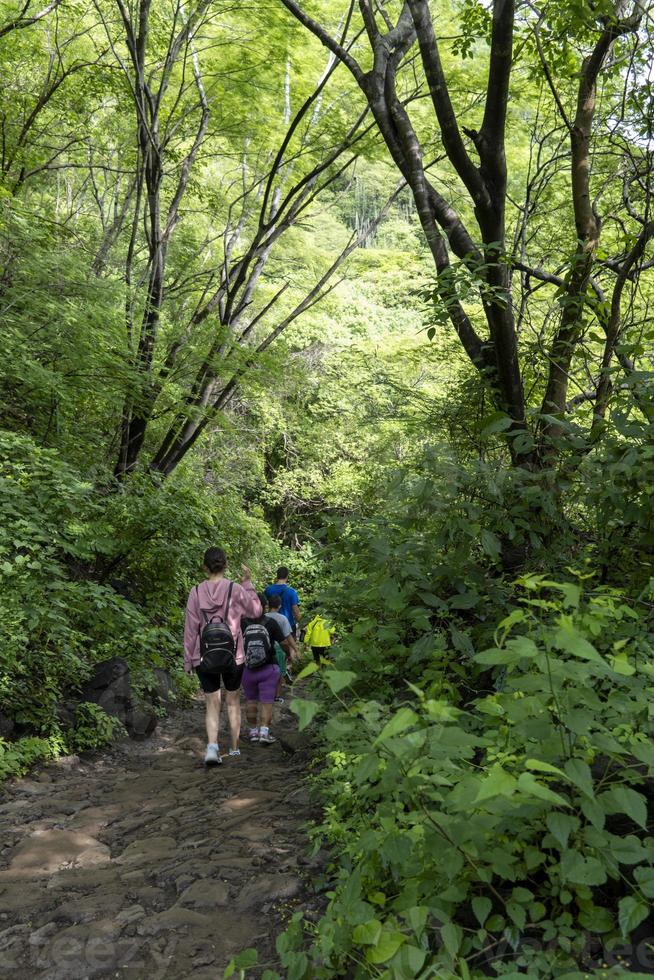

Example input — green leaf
[375,707,418,744]
[611,834,647,866]
[546,812,579,851]
[544,581,580,608]
[418,591,446,609]
[476,696,505,716]
[600,786,648,829]
[324,669,357,694]
[559,852,607,886]
[353,919,382,946]
[224,949,258,977]
[481,411,513,436]
[449,592,480,609]
[294,661,319,681]
[631,740,654,767]
[495,608,527,641]
[634,866,654,898]
[405,906,428,935]
[506,901,526,930]
[474,764,518,803]
[290,698,320,731]
[475,648,521,666]
[618,896,649,938]
[578,904,614,933]
[517,772,569,807]
[450,626,475,656]
[480,529,501,560]
[486,914,505,932]
[612,650,636,676]
[391,945,427,975]
[553,624,609,668]
[580,797,605,830]
[441,922,462,957]
[365,930,406,964]
[564,758,595,798]
[525,758,567,778]
[475,636,539,666]
[472,896,492,927]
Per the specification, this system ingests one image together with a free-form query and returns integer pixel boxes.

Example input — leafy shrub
[287,575,654,977]
[581,417,654,592]
[0,735,60,781]
[68,702,127,752]
[276,440,654,978]
[0,429,281,768]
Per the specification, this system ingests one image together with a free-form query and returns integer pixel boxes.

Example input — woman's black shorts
[196,664,243,694]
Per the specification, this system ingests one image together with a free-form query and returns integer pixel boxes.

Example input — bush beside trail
[277,452,654,979]
[0,431,283,776]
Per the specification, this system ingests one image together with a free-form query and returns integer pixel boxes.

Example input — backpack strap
[224,581,234,624]
[196,585,209,631]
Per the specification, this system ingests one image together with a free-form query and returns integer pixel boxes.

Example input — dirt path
[0,696,318,979]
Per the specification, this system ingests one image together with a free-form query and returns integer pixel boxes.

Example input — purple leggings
[242,663,280,703]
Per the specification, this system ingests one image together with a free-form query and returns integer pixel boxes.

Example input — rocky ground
[0,694,320,979]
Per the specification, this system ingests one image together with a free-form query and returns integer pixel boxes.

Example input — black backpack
[197,582,235,673]
[243,620,273,670]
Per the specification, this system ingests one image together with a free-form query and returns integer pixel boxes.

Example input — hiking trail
[0,696,319,979]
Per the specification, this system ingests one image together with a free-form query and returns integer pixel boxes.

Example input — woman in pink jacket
[184,547,262,765]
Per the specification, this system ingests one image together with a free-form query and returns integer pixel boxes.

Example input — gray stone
[237,874,302,910]
[136,907,212,936]
[1,829,110,877]
[177,879,230,910]
[192,951,216,967]
[126,704,157,738]
[116,836,177,866]
[29,922,58,947]
[0,711,14,739]
[115,905,145,926]
[79,657,158,739]
[56,702,77,730]
[150,668,174,706]
[278,732,308,755]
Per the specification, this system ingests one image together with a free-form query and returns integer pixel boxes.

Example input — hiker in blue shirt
[264,566,301,637]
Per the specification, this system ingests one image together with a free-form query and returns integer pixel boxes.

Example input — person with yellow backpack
[303,613,335,665]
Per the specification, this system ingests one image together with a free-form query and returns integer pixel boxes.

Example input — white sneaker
[249,728,259,742]
[259,729,276,745]
[274,696,284,704]
[229,748,241,758]
[204,744,221,766]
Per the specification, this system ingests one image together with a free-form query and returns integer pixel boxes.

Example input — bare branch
[0,0,62,39]
[279,0,365,83]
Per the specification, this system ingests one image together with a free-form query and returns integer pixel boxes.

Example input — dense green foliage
[0,427,280,772]
[1,0,654,975]
[279,433,654,977]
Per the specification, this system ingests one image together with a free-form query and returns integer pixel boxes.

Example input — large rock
[1,829,110,877]
[0,710,14,739]
[177,879,231,910]
[148,668,174,707]
[126,704,158,738]
[79,657,157,739]
[236,874,302,910]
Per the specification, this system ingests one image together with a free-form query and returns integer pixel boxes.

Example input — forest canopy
[2,0,654,975]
